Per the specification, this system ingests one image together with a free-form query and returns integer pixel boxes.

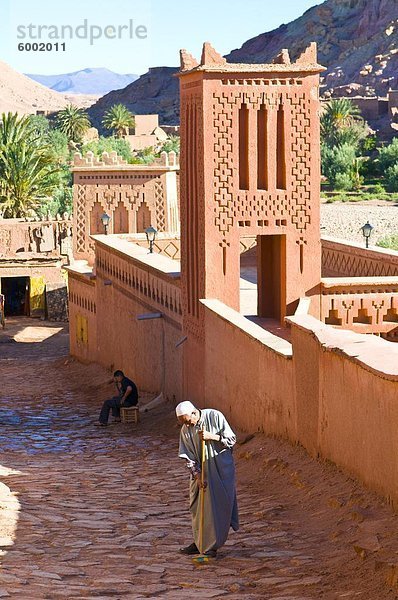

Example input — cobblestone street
[0,319,396,599]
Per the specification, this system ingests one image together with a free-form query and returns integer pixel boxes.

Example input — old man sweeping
[176,401,239,558]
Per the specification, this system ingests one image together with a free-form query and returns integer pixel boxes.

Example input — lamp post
[101,212,111,235]
[145,226,157,253]
[360,221,373,248]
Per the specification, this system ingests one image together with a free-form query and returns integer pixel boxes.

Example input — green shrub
[385,164,398,192]
[377,235,398,251]
[160,136,180,154]
[378,138,398,171]
[129,146,157,164]
[372,182,386,194]
[321,143,357,190]
[334,172,354,190]
[82,136,133,162]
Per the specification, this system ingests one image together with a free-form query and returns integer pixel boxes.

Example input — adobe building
[125,114,168,151]
[67,43,398,508]
[0,216,71,320]
[72,150,179,264]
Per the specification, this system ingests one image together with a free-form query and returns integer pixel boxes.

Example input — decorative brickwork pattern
[73,171,175,262]
[212,89,311,237]
[154,180,166,232]
[75,185,89,255]
[320,279,398,336]
[180,91,206,341]
[289,92,312,233]
[179,44,324,343]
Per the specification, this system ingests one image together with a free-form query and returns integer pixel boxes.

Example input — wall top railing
[92,235,181,282]
[321,236,398,278]
[322,235,398,259]
[94,236,182,323]
[72,150,179,171]
[321,276,398,293]
[287,313,398,381]
[201,299,292,358]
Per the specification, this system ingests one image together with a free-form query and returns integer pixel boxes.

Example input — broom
[192,434,211,564]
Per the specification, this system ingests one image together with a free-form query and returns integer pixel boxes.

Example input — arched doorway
[113,202,129,234]
[90,202,105,235]
[136,201,152,233]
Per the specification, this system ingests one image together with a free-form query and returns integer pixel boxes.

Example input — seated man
[97,370,138,426]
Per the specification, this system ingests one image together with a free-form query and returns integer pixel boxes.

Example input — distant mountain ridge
[88,0,398,125]
[87,66,179,130]
[26,68,138,95]
[0,60,95,115]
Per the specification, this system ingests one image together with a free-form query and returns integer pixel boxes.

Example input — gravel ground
[320,202,398,246]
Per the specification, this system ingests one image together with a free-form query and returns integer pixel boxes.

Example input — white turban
[175,401,196,417]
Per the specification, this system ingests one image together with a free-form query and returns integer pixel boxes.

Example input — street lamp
[101,212,111,235]
[360,221,373,248]
[145,226,157,253]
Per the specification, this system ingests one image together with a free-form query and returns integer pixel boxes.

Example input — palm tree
[0,113,60,217]
[55,105,91,142]
[321,99,366,147]
[102,104,135,138]
[0,112,31,147]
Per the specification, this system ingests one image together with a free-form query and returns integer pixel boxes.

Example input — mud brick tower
[178,42,325,401]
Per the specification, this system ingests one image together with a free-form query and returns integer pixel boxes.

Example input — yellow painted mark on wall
[76,314,88,344]
[30,277,45,318]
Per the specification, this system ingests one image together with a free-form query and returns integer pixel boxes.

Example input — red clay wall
[69,258,398,506]
[69,239,183,402]
[202,299,295,438]
[68,274,97,363]
[201,299,398,506]
[289,314,398,508]
[95,272,182,401]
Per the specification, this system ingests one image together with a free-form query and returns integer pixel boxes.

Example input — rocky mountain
[88,0,398,125]
[87,66,179,128]
[26,68,138,96]
[227,0,398,98]
[0,60,97,115]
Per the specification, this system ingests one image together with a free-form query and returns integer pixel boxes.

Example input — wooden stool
[121,406,140,424]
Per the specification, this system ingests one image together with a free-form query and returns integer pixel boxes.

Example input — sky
[0,0,322,76]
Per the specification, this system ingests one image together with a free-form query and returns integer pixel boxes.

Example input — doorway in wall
[239,234,286,322]
[257,234,286,321]
[1,277,30,316]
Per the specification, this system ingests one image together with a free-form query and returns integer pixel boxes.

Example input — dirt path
[0,319,397,599]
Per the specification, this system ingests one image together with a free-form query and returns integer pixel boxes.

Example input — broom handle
[199,435,206,554]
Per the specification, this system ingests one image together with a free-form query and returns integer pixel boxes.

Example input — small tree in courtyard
[321,144,359,191]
